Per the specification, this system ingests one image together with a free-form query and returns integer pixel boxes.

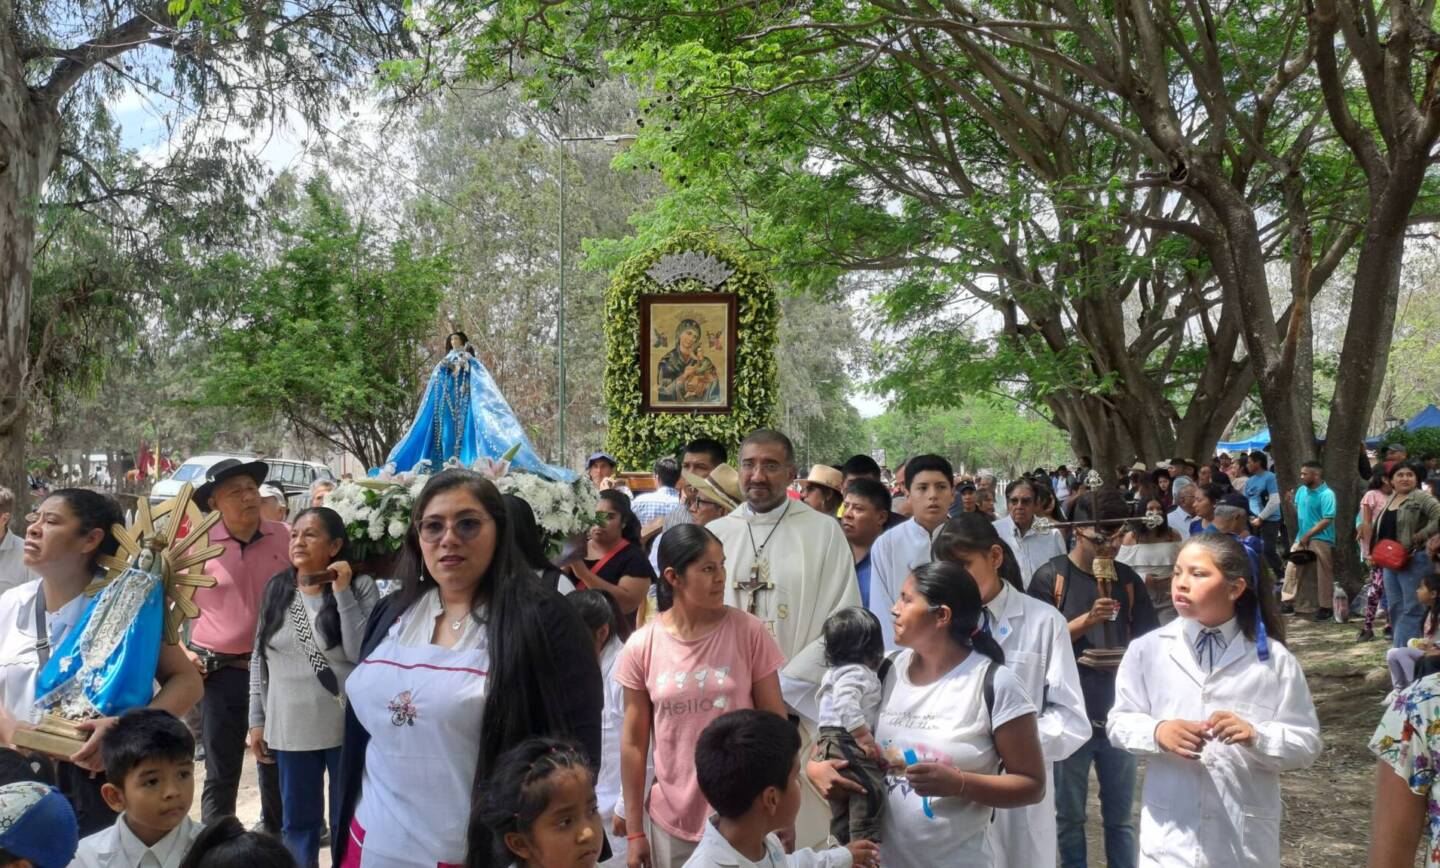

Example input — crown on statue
[645,251,735,289]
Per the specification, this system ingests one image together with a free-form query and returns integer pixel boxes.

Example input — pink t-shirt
[190,519,292,654]
[615,607,785,842]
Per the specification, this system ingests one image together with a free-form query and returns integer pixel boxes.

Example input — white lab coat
[867,518,938,651]
[984,583,1090,868]
[1107,618,1322,868]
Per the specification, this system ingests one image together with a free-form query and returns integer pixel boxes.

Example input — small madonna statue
[444,330,476,376]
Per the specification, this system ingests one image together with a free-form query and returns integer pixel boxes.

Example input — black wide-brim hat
[194,459,269,512]
[1283,548,1318,566]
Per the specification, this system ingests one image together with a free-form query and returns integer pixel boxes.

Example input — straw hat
[684,463,741,512]
[803,464,845,496]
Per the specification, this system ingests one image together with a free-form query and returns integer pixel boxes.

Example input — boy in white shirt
[686,710,878,868]
[70,710,202,868]
[813,609,885,845]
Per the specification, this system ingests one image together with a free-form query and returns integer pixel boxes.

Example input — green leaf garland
[603,231,778,467]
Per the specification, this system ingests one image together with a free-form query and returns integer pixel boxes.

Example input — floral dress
[1370,674,1440,867]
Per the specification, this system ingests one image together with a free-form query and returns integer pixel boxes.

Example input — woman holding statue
[0,488,203,833]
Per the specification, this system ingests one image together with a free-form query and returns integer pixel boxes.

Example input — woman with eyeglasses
[332,470,605,868]
[0,489,202,834]
[564,490,658,618]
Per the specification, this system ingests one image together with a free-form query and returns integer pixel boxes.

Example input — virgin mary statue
[34,542,166,722]
[381,331,574,481]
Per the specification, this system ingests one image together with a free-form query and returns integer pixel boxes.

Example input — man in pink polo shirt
[186,459,290,829]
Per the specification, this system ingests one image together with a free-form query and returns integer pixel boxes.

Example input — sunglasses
[1008,496,1034,506]
[417,516,490,543]
[1076,528,1126,545]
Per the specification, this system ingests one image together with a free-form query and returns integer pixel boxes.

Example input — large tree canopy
[427,0,1440,587]
[0,0,410,493]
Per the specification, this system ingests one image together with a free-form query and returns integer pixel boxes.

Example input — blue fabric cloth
[855,553,872,609]
[276,747,341,868]
[1055,732,1136,868]
[381,350,575,482]
[0,782,79,868]
[1296,483,1337,544]
[35,566,165,718]
[1244,470,1281,522]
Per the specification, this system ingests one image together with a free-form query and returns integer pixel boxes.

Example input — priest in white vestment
[866,454,956,650]
[706,430,859,846]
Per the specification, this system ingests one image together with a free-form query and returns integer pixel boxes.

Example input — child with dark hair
[565,590,630,865]
[687,710,877,868]
[813,608,886,845]
[72,709,201,868]
[475,739,603,868]
[1387,572,1440,688]
[1108,533,1320,867]
[175,817,295,868]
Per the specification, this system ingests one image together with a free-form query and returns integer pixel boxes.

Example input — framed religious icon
[639,292,738,413]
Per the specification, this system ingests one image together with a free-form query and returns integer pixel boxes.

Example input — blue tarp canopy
[1216,427,1271,454]
[1366,404,1440,448]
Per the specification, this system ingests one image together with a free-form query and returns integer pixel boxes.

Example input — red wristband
[626,833,647,841]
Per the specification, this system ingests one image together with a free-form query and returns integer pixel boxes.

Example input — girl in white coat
[1108,532,1322,868]
[932,514,1090,868]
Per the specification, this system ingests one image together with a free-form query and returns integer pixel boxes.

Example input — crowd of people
[4,432,1440,868]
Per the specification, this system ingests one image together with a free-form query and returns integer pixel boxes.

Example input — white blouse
[0,579,88,724]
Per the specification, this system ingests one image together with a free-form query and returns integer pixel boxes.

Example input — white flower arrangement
[325,454,601,562]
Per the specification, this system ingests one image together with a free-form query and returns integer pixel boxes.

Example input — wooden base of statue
[1078,648,1127,671]
[11,712,90,759]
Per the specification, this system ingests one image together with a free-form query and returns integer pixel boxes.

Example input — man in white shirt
[993,478,1067,589]
[1167,477,1196,540]
[866,455,955,649]
[0,486,36,595]
[631,456,682,525]
[648,439,730,575]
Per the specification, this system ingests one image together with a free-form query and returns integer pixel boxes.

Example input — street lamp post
[557,133,637,466]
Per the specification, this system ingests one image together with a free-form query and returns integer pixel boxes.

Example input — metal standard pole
[557,140,567,464]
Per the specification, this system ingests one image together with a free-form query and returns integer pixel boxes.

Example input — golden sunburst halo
[88,483,223,644]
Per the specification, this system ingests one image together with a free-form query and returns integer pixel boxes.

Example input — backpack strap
[1053,566,1066,609]
[877,649,903,687]
[982,657,996,722]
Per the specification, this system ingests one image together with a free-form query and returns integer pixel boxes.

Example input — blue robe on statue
[382,350,575,482]
[34,562,165,720]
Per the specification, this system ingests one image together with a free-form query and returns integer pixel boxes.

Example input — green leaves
[199,176,450,468]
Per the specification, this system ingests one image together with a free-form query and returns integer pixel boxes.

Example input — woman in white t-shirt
[807,560,1046,868]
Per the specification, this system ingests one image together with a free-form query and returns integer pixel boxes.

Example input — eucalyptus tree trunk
[0,41,62,502]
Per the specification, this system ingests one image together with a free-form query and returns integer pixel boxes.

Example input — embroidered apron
[345,619,490,868]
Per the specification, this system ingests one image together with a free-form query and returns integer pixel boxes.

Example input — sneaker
[1280,603,1295,615]
[1315,608,1333,622]
[1356,627,1376,642]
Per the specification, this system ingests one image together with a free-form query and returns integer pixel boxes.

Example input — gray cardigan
[248,574,379,751]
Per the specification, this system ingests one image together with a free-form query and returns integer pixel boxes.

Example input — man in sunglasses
[994,478,1067,590]
[1028,489,1159,868]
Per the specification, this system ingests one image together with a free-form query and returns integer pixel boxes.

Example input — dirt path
[1079,615,1394,866]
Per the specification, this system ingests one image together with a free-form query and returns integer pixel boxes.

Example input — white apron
[347,620,490,868]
